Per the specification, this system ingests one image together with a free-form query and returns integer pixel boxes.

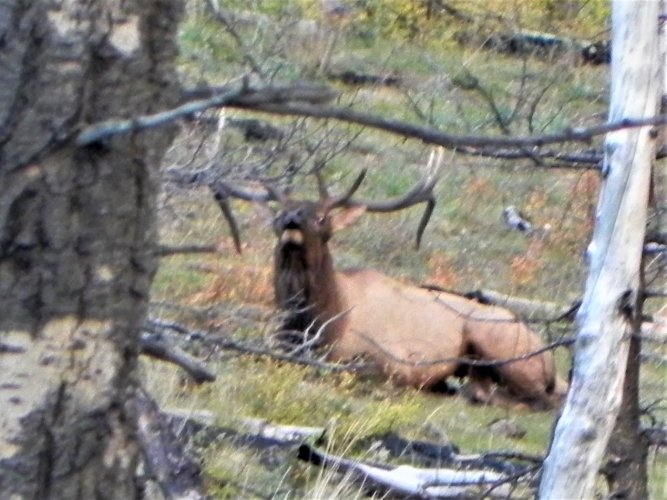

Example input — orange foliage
[510,254,542,286]
[426,254,461,289]
[551,171,599,253]
[510,235,548,286]
[465,176,498,198]
[527,186,548,213]
[188,261,273,307]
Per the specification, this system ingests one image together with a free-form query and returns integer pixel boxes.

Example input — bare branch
[453,69,511,133]
[78,79,666,166]
[205,0,266,78]
[297,443,518,498]
[458,146,602,167]
[216,335,367,372]
[145,317,367,373]
[358,332,574,369]
[145,315,574,379]
[76,85,244,146]
[140,332,216,384]
[229,99,667,150]
[76,82,339,146]
[156,244,219,257]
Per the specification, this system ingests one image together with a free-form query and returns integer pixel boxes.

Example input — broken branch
[140,332,216,384]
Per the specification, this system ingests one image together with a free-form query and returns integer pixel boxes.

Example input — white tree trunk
[538,2,661,499]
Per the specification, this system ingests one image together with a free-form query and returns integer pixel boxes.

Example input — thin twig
[358,333,574,369]
[145,317,367,373]
[205,0,266,78]
[480,464,542,499]
[156,244,219,256]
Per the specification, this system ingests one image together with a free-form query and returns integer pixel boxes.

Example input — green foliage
[535,0,611,35]
[353,0,433,41]
[152,256,211,303]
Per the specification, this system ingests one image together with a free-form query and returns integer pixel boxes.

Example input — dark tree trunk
[602,329,649,499]
[0,0,182,498]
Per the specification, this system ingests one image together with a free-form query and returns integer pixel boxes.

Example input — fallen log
[327,69,402,87]
[421,284,580,322]
[153,411,554,497]
[162,410,320,452]
[476,30,610,64]
[377,432,537,475]
[298,443,516,498]
[463,288,581,322]
[132,389,206,500]
[241,417,326,442]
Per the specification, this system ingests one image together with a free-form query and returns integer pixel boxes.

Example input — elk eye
[316,215,327,226]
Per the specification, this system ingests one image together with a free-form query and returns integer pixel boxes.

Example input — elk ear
[329,205,367,232]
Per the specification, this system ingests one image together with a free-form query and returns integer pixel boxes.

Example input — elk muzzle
[275,209,306,245]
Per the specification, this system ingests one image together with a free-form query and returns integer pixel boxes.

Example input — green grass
[150,3,666,498]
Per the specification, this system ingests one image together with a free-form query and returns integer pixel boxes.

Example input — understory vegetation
[146,1,665,497]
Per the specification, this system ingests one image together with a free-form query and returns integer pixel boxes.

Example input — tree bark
[0,0,182,498]
[538,2,661,498]
[601,333,649,498]
[601,5,667,498]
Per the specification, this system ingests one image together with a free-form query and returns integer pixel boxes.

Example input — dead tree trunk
[539,2,661,499]
[601,6,667,499]
[0,1,182,498]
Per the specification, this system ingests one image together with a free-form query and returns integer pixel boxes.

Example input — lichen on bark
[0,0,184,497]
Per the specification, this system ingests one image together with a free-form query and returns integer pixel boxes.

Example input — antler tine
[262,183,290,205]
[325,169,368,210]
[315,169,330,200]
[425,146,445,177]
[359,147,444,212]
[347,148,444,248]
[209,179,287,253]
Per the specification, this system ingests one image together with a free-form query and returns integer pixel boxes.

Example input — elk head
[270,172,368,332]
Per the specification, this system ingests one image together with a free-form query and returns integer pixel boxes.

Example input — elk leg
[426,378,459,395]
[461,376,530,410]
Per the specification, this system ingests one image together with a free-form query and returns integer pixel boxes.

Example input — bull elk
[215,150,568,409]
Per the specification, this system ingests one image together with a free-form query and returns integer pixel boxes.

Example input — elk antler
[165,165,290,254]
[321,147,445,248]
[209,147,444,251]
[322,169,367,211]
[210,178,287,253]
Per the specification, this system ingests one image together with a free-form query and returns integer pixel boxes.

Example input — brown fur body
[273,200,567,409]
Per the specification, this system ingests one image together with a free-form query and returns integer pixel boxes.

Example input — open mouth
[280,228,304,245]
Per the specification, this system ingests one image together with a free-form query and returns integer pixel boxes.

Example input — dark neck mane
[274,245,340,337]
